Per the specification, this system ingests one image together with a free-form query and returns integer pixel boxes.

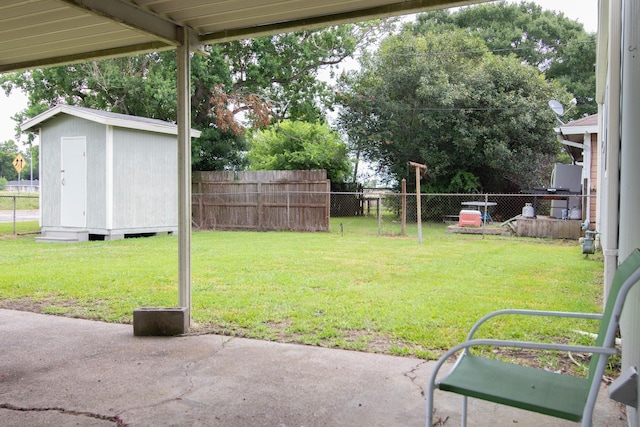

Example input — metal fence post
[13,194,17,235]
[401,179,406,235]
[482,193,489,239]
[377,196,382,236]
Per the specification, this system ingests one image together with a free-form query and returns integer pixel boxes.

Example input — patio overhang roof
[0,0,485,74]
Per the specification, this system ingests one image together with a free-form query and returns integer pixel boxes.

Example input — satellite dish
[548,100,565,116]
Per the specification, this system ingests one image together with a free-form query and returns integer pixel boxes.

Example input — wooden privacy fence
[192,170,331,232]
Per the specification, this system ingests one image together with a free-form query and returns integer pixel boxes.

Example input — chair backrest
[588,248,640,379]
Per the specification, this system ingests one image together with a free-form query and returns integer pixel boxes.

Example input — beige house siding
[589,133,598,231]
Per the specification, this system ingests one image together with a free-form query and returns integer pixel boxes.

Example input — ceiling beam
[0,41,173,74]
[201,0,486,44]
[56,0,181,46]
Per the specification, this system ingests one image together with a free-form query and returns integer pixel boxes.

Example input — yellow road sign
[12,153,26,173]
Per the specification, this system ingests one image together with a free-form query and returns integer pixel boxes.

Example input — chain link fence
[331,191,592,237]
[1,191,593,239]
[0,194,40,235]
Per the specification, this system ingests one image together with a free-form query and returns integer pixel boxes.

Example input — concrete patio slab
[0,309,626,426]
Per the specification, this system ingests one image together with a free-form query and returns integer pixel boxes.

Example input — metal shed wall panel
[111,128,178,230]
[40,125,60,228]
[39,115,107,229]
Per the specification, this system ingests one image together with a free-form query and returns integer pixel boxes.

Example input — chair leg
[426,387,434,426]
[461,396,468,427]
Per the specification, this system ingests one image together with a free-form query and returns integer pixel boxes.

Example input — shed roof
[0,0,484,73]
[21,104,201,137]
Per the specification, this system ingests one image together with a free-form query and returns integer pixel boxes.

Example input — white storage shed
[22,105,201,242]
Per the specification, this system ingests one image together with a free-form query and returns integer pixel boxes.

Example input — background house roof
[0,0,484,73]
[563,114,598,128]
[21,104,202,137]
[560,114,599,134]
[554,114,599,163]
[556,113,598,140]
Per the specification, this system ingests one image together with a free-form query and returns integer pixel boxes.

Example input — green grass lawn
[0,192,39,210]
[0,220,40,235]
[0,219,604,362]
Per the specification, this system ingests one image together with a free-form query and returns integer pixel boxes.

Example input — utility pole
[408,161,427,244]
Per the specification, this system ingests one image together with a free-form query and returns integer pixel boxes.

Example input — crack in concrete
[177,359,197,399]
[403,360,429,398]
[0,402,127,426]
[116,340,230,417]
[173,338,232,402]
[406,362,451,426]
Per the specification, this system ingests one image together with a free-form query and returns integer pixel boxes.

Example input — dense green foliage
[336,2,594,191]
[337,28,571,192]
[0,140,20,181]
[247,120,352,183]
[1,24,382,172]
[410,1,596,120]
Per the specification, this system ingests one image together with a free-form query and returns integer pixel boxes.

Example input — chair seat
[438,355,590,422]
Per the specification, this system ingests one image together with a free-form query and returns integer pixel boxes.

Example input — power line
[351,39,595,59]
[337,105,545,113]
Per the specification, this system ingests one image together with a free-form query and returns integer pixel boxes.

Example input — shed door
[61,137,87,227]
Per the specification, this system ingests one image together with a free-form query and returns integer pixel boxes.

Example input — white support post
[177,26,192,326]
[618,0,640,419]
[603,0,622,303]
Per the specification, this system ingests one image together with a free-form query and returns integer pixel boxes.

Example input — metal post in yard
[401,179,406,235]
[482,193,489,239]
[377,196,382,235]
[13,194,17,235]
[408,161,428,244]
[30,143,34,193]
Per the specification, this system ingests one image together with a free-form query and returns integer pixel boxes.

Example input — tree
[0,140,20,181]
[336,29,572,193]
[408,1,597,119]
[247,120,352,183]
[1,23,384,171]
[0,140,37,181]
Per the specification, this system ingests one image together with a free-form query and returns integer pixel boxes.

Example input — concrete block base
[133,307,189,336]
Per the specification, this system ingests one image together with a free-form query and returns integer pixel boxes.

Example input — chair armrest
[429,338,618,388]
[451,339,617,359]
[467,309,602,341]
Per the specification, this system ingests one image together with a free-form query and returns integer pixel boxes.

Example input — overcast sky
[0,0,598,146]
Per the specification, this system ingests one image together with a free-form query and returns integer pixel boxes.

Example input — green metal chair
[426,248,640,427]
